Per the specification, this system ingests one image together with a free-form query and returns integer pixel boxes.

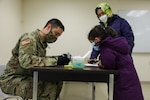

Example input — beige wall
[0,0,22,64]
[0,0,150,81]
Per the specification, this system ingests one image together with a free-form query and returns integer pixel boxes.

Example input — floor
[0,82,149,100]
[60,82,150,100]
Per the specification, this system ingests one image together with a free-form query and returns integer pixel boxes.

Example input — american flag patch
[21,39,30,45]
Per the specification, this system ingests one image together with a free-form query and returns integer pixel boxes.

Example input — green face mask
[45,31,57,43]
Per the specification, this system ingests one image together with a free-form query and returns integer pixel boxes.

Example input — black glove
[57,53,71,65]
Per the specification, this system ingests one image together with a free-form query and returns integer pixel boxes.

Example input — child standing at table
[87,25,144,100]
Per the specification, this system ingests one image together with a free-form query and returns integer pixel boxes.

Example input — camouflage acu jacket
[0,29,58,83]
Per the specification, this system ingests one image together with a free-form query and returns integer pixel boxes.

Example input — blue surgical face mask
[92,43,100,51]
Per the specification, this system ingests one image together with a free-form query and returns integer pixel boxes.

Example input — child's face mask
[92,42,100,51]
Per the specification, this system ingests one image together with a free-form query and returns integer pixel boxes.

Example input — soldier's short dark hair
[44,18,65,31]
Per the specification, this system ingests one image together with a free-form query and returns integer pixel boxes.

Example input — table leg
[109,74,114,100]
[92,82,95,100]
[33,71,38,100]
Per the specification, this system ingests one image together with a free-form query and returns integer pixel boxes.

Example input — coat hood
[100,36,130,54]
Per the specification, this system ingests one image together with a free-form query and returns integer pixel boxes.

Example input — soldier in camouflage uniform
[0,18,71,100]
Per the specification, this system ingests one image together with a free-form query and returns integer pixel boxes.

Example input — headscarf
[96,2,113,17]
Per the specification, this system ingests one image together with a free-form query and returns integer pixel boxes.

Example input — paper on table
[82,50,92,59]
[84,63,98,67]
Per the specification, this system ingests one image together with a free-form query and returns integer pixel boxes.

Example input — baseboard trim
[140,81,150,84]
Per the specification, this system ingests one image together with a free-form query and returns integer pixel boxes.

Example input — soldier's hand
[57,53,71,65]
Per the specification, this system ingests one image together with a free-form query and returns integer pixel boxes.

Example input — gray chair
[0,65,23,100]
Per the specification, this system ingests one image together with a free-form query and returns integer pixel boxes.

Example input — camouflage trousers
[0,76,63,100]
